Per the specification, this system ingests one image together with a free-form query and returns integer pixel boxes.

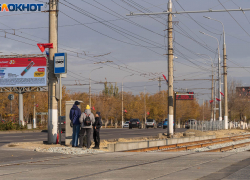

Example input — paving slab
[1,150,250,180]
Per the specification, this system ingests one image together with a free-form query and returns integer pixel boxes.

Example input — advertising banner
[0,56,47,87]
[176,92,194,100]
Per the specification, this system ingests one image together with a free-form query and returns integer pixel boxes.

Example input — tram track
[124,134,250,152]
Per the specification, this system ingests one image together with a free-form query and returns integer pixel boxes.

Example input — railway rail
[124,134,250,153]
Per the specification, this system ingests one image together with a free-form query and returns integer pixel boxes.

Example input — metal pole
[48,0,58,143]
[18,91,24,126]
[214,80,216,121]
[59,74,62,144]
[33,95,36,128]
[211,74,214,121]
[144,87,146,125]
[218,45,222,121]
[223,30,228,129]
[174,92,176,132]
[203,99,204,121]
[122,81,124,128]
[167,0,174,136]
[89,74,91,107]
[89,67,102,108]
[158,77,161,92]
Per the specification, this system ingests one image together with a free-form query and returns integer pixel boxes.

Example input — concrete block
[108,144,115,152]
[149,140,166,147]
[114,141,148,152]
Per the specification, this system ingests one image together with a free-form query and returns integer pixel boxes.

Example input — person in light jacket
[79,105,95,149]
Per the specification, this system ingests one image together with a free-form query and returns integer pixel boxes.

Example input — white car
[123,121,129,128]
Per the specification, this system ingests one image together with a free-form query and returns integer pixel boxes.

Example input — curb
[0,130,47,134]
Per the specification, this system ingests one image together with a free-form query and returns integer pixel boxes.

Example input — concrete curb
[0,130,46,134]
[108,135,216,152]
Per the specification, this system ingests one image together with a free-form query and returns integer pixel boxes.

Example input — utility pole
[122,81,124,128]
[203,99,205,121]
[121,74,133,128]
[223,28,228,129]
[211,74,214,121]
[144,87,146,124]
[89,67,103,108]
[33,95,36,129]
[48,0,58,143]
[158,77,161,92]
[167,0,174,136]
[214,80,216,121]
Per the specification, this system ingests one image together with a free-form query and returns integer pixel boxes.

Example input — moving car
[123,121,129,128]
[129,119,142,129]
[145,119,157,129]
[157,122,163,128]
[163,119,175,129]
[185,119,197,129]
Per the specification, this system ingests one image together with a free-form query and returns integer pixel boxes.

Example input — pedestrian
[93,112,102,149]
[79,105,95,149]
[69,101,81,147]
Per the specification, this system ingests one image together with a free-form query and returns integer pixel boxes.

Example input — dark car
[58,116,65,132]
[129,119,142,129]
[157,122,163,128]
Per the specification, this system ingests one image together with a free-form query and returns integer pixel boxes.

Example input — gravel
[34,147,104,155]
[189,138,250,152]
[227,145,250,153]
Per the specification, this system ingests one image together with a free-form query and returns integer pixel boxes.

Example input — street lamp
[89,67,103,108]
[200,31,222,122]
[204,16,228,128]
[122,74,134,128]
[197,53,215,121]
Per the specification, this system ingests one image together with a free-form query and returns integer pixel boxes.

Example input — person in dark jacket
[93,112,102,149]
[69,101,81,147]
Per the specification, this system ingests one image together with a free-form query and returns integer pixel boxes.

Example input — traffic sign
[54,53,67,74]
[8,94,14,100]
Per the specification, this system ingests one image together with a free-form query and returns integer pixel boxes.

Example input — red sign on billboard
[0,55,47,87]
[176,92,194,100]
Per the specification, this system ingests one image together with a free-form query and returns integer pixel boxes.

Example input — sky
[1,0,250,104]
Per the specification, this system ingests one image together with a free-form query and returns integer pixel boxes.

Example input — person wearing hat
[69,101,82,147]
[93,112,102,149]
[79,105,95,149]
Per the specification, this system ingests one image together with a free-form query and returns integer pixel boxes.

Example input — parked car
[145,119,157,129]
[123,121,129,128]
[157,122,163,128]
[185,119,197,129]
[163,119,175,129]
[129,119,142,129]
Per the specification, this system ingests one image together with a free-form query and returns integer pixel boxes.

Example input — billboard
[0,56,47,87]
[176,92,194,100]
[236,87,250,97]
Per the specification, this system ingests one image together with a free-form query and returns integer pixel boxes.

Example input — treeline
[0,80,249,125]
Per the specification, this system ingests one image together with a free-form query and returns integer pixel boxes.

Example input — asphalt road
[0,128,186,146]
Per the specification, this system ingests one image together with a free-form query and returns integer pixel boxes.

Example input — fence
[189,121,224,131]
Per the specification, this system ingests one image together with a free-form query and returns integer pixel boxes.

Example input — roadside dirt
[185,129,249,138]
[3,129,249,152]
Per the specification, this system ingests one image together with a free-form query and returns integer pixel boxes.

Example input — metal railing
[189,121,224,131]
